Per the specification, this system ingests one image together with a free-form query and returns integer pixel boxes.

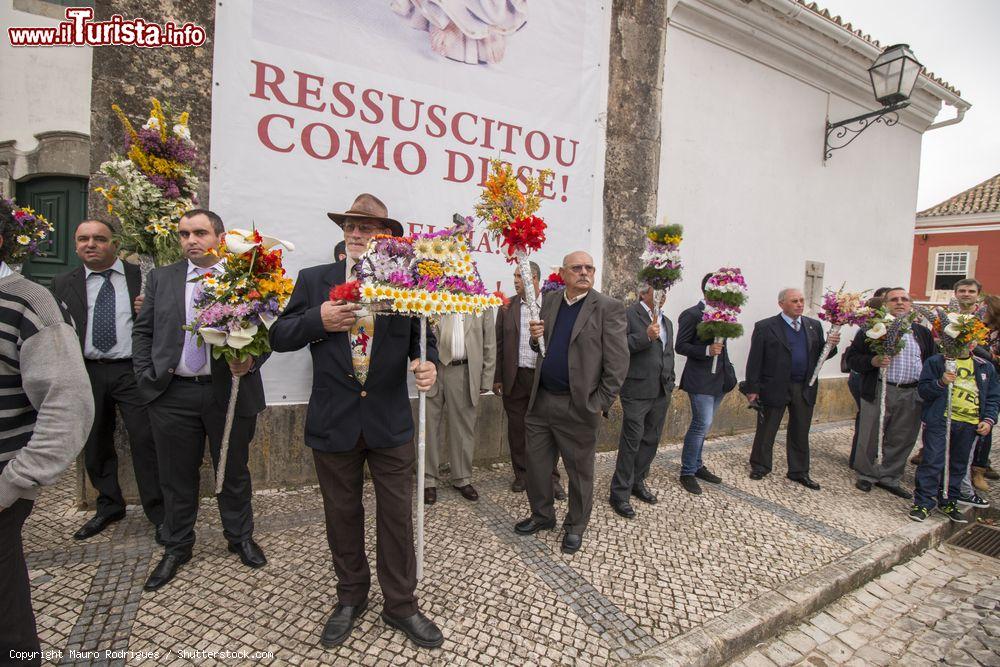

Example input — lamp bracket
[824,101,910,162]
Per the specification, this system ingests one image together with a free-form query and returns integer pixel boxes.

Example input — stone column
[601,0,673,301]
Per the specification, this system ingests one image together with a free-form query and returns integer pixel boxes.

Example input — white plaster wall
[655,25,923,381]
[0,1,92,151]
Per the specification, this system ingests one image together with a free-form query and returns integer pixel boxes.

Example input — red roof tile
[918,174,1000,217]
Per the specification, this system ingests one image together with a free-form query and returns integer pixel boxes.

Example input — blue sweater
[540,296,586,392]
[785,320,808,382]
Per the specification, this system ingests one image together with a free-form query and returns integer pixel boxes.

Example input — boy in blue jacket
[911,350,1000,522]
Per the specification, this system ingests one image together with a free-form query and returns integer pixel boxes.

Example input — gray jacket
[620,300,675,400]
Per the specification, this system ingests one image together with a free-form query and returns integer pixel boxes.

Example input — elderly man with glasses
[845,288,935,499]
[513,251,629,555]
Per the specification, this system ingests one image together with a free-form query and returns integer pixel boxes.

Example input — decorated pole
[942,358,957,499]
[711,337,725,374]
[863,307,917,465]
[876,366,888,463]
[515,249,545,357]
[416,317,428,579]
[215,375,241,494]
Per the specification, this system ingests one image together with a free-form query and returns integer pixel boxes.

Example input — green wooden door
[15,176,86,286]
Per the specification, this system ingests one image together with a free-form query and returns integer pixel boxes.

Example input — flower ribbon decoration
[500,215,546,260]
[0,198,54,265]
[541,271,565,295]
[696,267,749,341]
[930,309,989,358]
[638,223,683,291]
[474,159,551,264]
[817,286,871,327]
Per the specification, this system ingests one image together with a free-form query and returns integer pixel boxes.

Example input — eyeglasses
[566,264,596,274]
[343,222,385,234]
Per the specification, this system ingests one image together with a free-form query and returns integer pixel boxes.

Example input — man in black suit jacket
[52,220,163,542]
[609,284,675,518]
[744,288,838,489]
[133,209,269,591]
[269,193,443,649]
[844,288,934,498]
[674,273,737,495]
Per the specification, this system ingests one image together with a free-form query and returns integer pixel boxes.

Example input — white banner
[211,0,611,402]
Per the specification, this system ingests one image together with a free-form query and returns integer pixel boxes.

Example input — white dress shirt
[640,301,668,350]
[780,312,802,330]
[175,259,221,376]
[564,289,589,306]
[83,259,133,360]
[0,262,12,278]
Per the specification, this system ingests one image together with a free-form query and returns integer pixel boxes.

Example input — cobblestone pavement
[730,543,1000,667]
[20,422,985,665]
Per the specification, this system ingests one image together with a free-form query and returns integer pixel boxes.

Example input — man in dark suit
[845,287,934,499]
[744,288,838,489]
[52,220,163,542]
[609,284,675,518]
[269,193,443,649]
[674,273,737,495]
[493,260,564,497]
[133,209,268,591]
[514,250,629,555]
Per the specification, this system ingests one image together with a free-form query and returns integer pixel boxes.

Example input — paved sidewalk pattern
[730,543,1000,667]
[19,422,979,665]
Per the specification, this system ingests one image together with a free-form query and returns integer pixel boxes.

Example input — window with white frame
[933,251,969,290]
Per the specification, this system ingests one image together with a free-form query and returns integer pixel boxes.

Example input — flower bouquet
[696,267,749,373]
[0,198,54,272]
[929,309,990,497]
[808,285,871,386]
[95,98,199,290]
[187,228,294,493]
[475,159,552,356]
[336,218,500,579]
[864,306,918,461]
[540,271,564,295]
[638,221,683,324]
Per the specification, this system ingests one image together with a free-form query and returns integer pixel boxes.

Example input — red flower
[493,289,510,307]
[329,280,361,303]
[546,272,564,285]
[500,215,546,262]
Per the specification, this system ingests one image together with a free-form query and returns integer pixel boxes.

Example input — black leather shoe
[610,499,636,518]
[695,466,722,484]
[875,482,912,500]
[561,533,582,554]
[143,553,191,591]
[789,475,821,491]
[228,539,267,568]
[453,484,479,501]
[511,479,525,493]
[154,524,166,546]
[679,475,702,495]
[553,485,567,501]
[749,470,765,481]
[73,511,125,540]
[631,483,658,504]
[514,517,556,535]
[320,598,368,647]
[856,480,873,492]
[424,488,437,505]
[381,610,444,648]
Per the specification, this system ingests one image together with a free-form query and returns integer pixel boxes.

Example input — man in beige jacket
[424,310,497,503]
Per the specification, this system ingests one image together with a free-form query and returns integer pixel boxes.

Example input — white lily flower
[142,116,160,130]
[259,312,277,329]
[866,322,887,339]
[226,324,259,349]
[260,234,295,252]
[944,323,962,339]
[223,229,295,255]
[198,327,229,346]
[173,124,191,141]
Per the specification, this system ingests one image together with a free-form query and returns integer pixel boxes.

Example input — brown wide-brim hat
[327,193,404,237]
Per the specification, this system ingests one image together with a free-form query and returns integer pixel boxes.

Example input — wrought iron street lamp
[825,44,923,161]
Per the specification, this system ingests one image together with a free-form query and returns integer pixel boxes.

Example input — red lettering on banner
[301,122,339,159]
[394,141,426,175]
[344,130,389,170]
[330,81,356,118]
[444,150,474,184]
[294,70,326,111]
[249,60,292,104]
[257,113,294,153]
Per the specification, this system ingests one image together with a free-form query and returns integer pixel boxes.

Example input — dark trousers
[914,420,978,510]
[847,371,862,468]
[312,437,417,618]
[973,431,992,468]
[0,496,40,666]
[749,382,814,477]
[610,391,670,503]
[525,390,600,535]
[502,367,560,487]
[147,379,256,558]
[84,360,163,524]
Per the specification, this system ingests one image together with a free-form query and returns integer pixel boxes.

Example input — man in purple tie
[133,209,270,590]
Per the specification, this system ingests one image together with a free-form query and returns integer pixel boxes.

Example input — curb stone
[631,509,980,666]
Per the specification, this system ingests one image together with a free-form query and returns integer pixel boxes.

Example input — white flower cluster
[639,247,680,269]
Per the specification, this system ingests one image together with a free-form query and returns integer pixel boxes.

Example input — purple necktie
[183,268,211,371]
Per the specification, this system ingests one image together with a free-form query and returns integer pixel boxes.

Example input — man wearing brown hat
[270,193,443,649]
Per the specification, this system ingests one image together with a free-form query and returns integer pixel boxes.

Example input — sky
[820,0,1000,211]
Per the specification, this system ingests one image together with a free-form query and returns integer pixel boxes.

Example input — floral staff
[475,159,552,356]
[697,268,749,374]
[188,228,294,493]
[96,98,199,290]
[930,309,990,498]
[343,219,501,579]
[808,285,871,386]
[638,221,683,324]
[863,307,918,462]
